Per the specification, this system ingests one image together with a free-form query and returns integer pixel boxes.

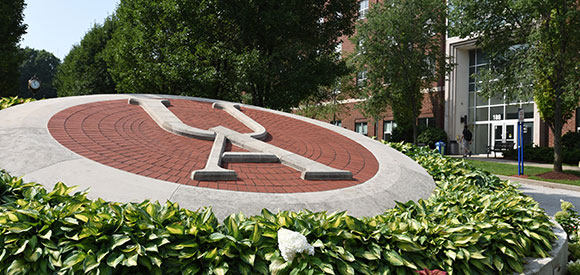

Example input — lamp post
[27,75,41,99]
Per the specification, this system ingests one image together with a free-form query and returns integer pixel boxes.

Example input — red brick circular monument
[0,94,434,219]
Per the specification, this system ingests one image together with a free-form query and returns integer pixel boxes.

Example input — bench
[486,141,515,158]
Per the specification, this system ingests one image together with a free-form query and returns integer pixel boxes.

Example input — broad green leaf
[7,259,27,275]
[83,254,100,273]
[209,232,226,242]
[14,240,28,255]
[269,259,289,275]
[125,252,138,266]
[214,262,229,275]
[252,223,262,243]
[8,224,32,233]
[507,257,523,273]
[241,253,255,266]
[63,251,86,268]
[205,248,218,259]
[361,250,379,260]
[166,224,185,235]
[111,234,131,250]
[7,212,19,222]
[312,239,324,248]
[337,261,355,275]
[384,251,404,266]
[74,213,89,223]
[106,252,124,268]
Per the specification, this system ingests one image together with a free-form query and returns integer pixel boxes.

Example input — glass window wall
[467,49,535,154]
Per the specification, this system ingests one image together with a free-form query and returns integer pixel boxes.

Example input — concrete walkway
[499,175,580,216]
[450,154,580,216]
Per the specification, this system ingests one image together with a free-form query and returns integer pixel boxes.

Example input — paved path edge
[499,175,580,192]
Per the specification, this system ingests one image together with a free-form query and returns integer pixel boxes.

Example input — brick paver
[48,99,378,193]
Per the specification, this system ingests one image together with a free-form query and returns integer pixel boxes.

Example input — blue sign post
[517,108,524,175]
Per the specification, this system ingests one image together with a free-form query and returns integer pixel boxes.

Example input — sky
[20,0,119,61]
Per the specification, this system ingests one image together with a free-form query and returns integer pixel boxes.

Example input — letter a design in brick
[129,98,352,181]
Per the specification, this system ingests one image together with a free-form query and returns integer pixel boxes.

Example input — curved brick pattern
[48,99,379,193]
[241,107,377,177]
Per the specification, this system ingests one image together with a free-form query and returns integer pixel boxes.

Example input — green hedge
[0,143,555,274]
[417,127,448,149]
[562,132,580,150]
[503,144,580,165]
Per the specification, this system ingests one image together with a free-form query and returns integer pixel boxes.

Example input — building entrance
[491,122,516,146]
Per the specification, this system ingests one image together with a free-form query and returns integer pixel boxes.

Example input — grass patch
[464,158,580,186]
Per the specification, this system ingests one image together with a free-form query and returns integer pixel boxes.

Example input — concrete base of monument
[0,94,435,220]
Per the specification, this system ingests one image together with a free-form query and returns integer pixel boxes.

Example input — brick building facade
[315,0,579,153]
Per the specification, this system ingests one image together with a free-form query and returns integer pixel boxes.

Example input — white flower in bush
[277,228,314,262]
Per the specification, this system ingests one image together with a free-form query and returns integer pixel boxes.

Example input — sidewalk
[446,154,580,215]
[448,154,580,172]
[498,175,580,192]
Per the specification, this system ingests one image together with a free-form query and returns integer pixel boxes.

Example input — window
[355,122,368,135]
[357,70,367,87]
[468,49,489,106]
[331,120,342,127]
[383,120,396,140]
[418,117,436,127]
[383,120,397,134]
[359,0,369,19]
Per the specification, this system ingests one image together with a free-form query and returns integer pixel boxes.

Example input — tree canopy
[18,48,61,99]
[59,0,358,110]
[222,0,358,110]
[449,0,580,172]
[55,16,117,96]
[0,0,27,97]
[352,0,449,144]
[106,0,242,100]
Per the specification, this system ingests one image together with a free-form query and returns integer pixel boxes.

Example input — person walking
[461,125,472,157]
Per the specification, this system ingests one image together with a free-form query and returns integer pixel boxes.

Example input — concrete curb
[499,175,580,192]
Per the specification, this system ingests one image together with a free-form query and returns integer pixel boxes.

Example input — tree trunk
[553,126,563,172]
[251,83,264,107]
[552,100,564,172]
[412,123,417,145]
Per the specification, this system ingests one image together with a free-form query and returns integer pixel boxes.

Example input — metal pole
[521,122,524,175]
[518,122,524,175]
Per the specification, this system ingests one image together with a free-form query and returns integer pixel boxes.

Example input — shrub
[564,148,580,165]
[571,243,580,262]
[0,96,34,110]
[569,260,580,275]
[417,127,448,149]
[390,124,442,144]
[389,123,416,143]
[0,143,555,274]
[503,144,580,165]
[555,200,580,273]
[562,132,580,150]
